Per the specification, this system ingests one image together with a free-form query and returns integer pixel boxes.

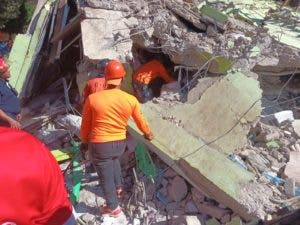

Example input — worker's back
[0,127,72,225]
[133,60,174,84]
[81,89,150,143]
[83,76,106,103]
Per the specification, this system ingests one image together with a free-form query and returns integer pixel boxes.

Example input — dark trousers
[89,140,126,209]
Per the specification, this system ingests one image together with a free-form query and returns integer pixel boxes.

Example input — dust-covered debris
[14,0,300,223]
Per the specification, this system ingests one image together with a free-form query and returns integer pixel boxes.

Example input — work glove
[144,131,154,141]
[80,143,88,160]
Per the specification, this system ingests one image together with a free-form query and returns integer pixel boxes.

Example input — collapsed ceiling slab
[80,7,135,61]
[128,71,266,220]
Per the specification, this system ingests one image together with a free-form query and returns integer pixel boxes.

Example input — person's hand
[8,118,21,129]
[144,131,154,141]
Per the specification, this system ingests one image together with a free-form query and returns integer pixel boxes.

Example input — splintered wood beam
[51,13,83,43]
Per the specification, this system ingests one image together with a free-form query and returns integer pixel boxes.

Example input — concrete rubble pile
[21,81,82,150]
[73,151,241,225]
[77,0,300,222]
[9,0,300,224]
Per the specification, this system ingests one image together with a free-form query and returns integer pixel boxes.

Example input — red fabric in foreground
[0,127,72,225]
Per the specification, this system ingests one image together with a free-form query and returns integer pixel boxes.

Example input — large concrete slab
[128,72,263,221]
[80,8,134,61]
[128,106,256,221]
[173,71,262,154]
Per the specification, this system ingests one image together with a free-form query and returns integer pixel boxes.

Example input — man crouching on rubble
[80,60,154,217]
[133,59,175,103]
[0,58,21,129]
[0,127,76,225]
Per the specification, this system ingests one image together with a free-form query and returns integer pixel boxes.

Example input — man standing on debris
[133,59,175,103]
[0,58,21,128]
[81,60,154,217]
[0,127,75,225]
[82,58,109,104]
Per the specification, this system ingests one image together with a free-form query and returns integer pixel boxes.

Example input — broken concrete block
[220,213,231,224]
[173,71,262,154]
[160,81,181,101]
[284,152,300,184]
[195,202,230,219]
[206,25,219,37]
[37,129,69,145]
[133,218,141,225]
[249,46,261,58]
[266,141,281,150]
[187,77,220,104]
[185,216,203,225]
[246,150,269,172]
[256,132,281,143]
[185,200,199,214]
[55,114,82,137]
[167,176,188,202]
[295,143,300,152]
[273,110,294,125]
[198,5,228,30]
[292,120,300,138]
[81,8,133,61]
[284,178,296,197]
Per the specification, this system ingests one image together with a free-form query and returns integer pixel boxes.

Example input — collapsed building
[6,0,300,224]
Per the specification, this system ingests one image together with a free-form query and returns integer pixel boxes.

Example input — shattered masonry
[7,0,300,224]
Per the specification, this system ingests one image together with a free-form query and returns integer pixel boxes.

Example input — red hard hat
[105,60,126,80]
[0,58,8,71]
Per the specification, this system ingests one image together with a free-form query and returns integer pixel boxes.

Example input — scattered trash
[228,154,248,170]
[262,171,284,186]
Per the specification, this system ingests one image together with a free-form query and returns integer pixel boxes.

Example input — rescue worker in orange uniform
[80,60,154,217]
[133,60,175,103]
[82,58,109,104]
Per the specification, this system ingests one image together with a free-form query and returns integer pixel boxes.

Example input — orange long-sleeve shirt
[80,89,151,143]
[83,77,106,103]
[133,60,175,84]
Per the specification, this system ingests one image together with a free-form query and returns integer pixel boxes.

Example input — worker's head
[105,60,126,87]
[99,58,109,72]
[0,58,10,79]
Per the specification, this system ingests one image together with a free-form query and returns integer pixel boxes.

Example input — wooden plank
[48,0,68,62]
[60,33,81,54]
[51,13,83,43]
